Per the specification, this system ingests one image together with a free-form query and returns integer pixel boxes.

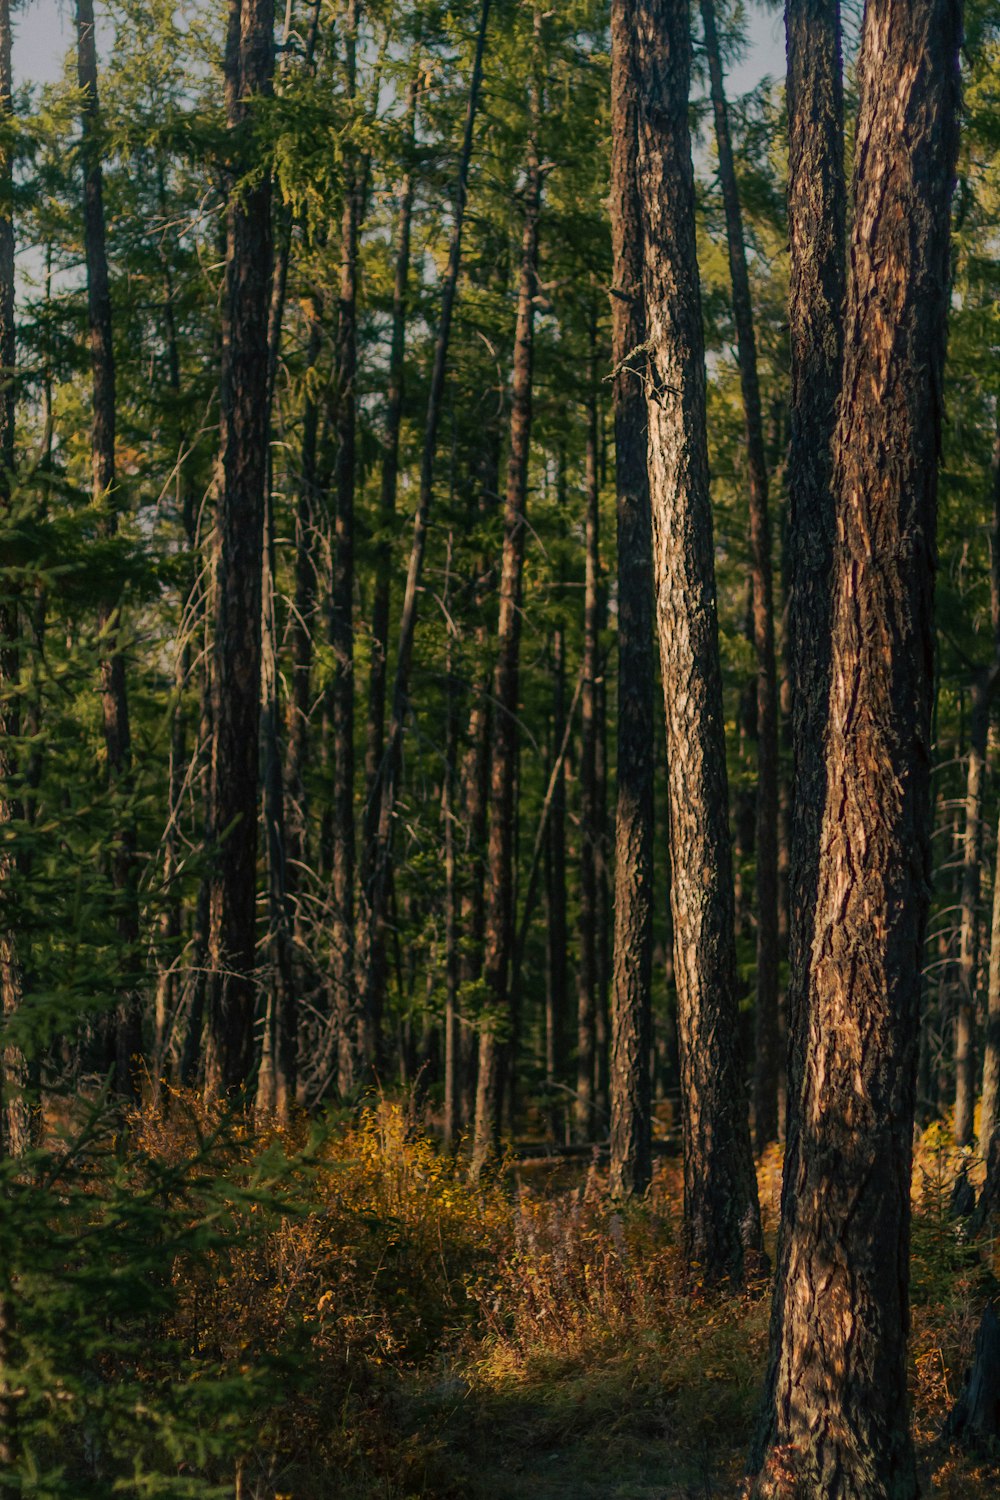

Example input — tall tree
[700,0,781,1150]
[608,0,655,1203]
[753,0,845,1454]
[633,0,762,1282]
[575,343,601,1139]
[76,0,141,1095]
[471,41,542,1175]
[749,0,961,1489]
[203,0,276,1097]
[330,0,362,1092]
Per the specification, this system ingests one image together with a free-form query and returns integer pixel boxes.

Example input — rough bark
[633,0,762,1282]
[752,0,845,1460]
[471,88,541,1178]
[700,0,781,1152]
[749,0,961,1491]
[203,0,275,1098]
[609,0,655,1201]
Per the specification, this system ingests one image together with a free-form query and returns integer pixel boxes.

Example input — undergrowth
[8,1096,999,1497]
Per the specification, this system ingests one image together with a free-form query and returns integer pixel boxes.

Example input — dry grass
[113,1096,1000,1498]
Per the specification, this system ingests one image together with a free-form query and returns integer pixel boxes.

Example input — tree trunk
[981,800,1000,1157]
[700,0,781,1152]
[575,356,600,1141]
[358,0,491,1053]
[633,0,762,1284]
[545,627,569,1140]
[363,69,418,867]
[203,0,275,1098]
[330,0,361,1092]
[749,0,960,1490]
[0,0,28,1161]
[471,84,541,1178]
[752,0,845,1459]
[608,0,655,1200]
[954,683,991,1144]
[77,0,142,1095]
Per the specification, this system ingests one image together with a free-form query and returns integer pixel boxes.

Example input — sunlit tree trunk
[633,0,762,1283]
[700,0,781,1151]
[750,0,960,1489]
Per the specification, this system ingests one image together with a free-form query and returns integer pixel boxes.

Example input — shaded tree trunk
[981,807,1000,1157]
[358,0,491,1054]
[203,0,275,1098]
[633,0,762,1284]
[330,0,361,1091]
[471,83,541,1177]
[700,0,781,1152]
[608,0,655,1200]
[545,627,569,1140]
[575,358,600,1140]
[749,0,961,1490]
[77,0,142,1095]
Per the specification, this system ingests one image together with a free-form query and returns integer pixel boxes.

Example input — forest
[0,0,997,1494]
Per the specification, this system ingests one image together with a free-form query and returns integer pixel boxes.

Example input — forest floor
[196,1100,1000,1497]
[122,1097,1000,1498]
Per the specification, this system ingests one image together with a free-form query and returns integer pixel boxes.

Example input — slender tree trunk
[471,83,541,1177]
[608,0,655,1200]
[978,421,1000,1157]
[0,0,28,1161]
[955,417,1000,1144]
[700,0,780,1151]
[545,627,569,1139]
[749,0,960,1490]
[954,684,991,1144]
[203,0,275,1098]
[330,0,361,1091]
[358,0,491,1052]
[363,70,419,857]
[633,0,762,1284]
[77,0,142,1095]
[575,357,600,1140]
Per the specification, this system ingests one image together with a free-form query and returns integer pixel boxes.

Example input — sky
[11,0,788,94]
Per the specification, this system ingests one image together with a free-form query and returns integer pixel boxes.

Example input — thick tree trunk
[752,0,845,1459]
[633,0,762,1284]
[77,0,142,1095]
[358,0,491,1051]
[700,0,781,1152]
[749,1,960,1491]
[330,0,361,1092]
[471,93,541,1178]
[203,0,275,1098]
[608,0,655,1201]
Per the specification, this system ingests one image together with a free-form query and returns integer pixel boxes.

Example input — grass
[58,1094,1000,1497]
